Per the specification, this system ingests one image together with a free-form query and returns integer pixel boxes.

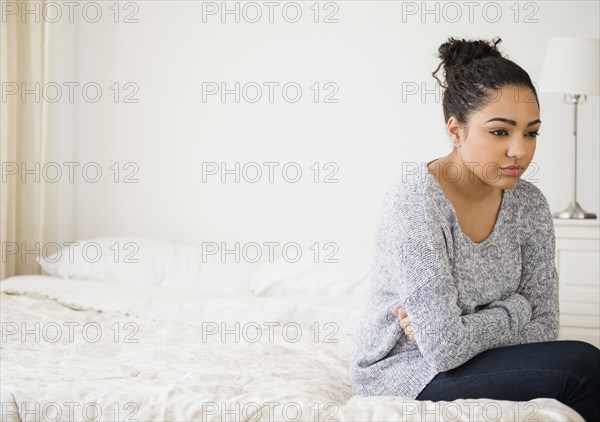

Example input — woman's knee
[552,340,600,376]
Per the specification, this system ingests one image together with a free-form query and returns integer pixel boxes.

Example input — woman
[348,36,600,421]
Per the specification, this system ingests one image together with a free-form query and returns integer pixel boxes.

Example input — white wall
[46,1,599,258]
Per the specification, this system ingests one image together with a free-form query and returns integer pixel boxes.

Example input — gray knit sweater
[349,161,560,399]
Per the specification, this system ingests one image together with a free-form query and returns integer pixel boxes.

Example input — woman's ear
[447,116,462,141]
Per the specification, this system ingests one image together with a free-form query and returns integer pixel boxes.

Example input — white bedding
[0,275,585,421]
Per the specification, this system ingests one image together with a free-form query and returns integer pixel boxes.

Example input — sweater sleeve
[382,181,532,372]
[508,187,560,344]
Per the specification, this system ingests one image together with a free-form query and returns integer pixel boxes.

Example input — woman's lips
[500,167,524,176]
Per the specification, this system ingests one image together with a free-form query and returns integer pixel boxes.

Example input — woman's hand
[392,307,417,343]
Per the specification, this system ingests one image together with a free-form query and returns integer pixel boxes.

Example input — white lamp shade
[538,36,599,95]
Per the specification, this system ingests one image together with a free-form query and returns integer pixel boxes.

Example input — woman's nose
[507,135,530,159]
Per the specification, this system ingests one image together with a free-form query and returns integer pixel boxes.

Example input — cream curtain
[1,3,47,279]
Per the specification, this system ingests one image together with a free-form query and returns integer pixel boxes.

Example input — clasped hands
[391,307,417,343]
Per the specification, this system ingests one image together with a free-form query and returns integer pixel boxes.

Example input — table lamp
[537,36,599,219]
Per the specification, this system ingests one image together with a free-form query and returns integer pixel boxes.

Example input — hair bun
[432,36,503,88]
[438,36,503,67]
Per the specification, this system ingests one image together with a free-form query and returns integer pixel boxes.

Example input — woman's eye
[489,129,540,137]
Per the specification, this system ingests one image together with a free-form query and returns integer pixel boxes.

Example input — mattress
[0,275,585,421]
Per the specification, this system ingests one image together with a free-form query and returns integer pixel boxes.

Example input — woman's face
[452,85,541,191]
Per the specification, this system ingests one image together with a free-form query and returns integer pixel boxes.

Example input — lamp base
[553,200,597,219]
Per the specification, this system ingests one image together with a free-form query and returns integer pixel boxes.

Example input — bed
[0,237,586,422]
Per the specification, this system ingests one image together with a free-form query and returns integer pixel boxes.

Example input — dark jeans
[415,340,600,422]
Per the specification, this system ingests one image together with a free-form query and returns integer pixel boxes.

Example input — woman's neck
[427,153,501,203]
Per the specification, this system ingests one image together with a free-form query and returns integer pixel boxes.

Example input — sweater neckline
[424,158,510,247]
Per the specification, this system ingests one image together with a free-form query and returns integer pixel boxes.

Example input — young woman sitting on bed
[348,36,600,422]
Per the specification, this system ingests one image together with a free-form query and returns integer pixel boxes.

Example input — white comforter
[0,276,584,421]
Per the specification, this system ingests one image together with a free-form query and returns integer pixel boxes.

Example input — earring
[453,138,460,147]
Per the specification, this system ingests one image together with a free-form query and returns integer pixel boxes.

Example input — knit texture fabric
[348,162,560,399]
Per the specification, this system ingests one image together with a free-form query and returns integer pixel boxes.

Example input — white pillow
[249,248,371,297]
[36,236,255,294]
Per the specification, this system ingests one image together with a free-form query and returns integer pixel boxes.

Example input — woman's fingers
[391,307,408,318]
[391,308,416,342]
[391,308,416,343]
[402,319,416,342]
[400,317,411,331]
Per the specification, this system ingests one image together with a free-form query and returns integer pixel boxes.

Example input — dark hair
[432,36,539,126]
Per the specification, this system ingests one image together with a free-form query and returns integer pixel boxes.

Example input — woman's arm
[395,292,533,346]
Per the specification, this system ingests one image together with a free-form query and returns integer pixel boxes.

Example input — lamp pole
[553,94,597,219]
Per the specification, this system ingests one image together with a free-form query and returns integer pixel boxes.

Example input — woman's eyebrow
[484,117,541,127]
